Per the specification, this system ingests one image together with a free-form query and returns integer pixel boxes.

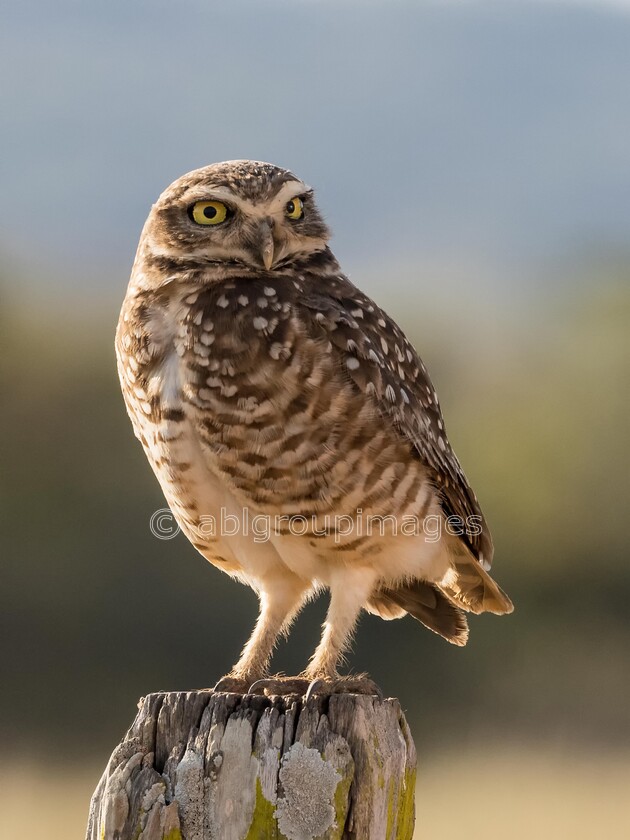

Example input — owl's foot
[215,673,384,700]
[247,675,312,697]
[213,675,255,694]
[304,674,384,702]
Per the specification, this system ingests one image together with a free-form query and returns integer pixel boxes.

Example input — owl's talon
[305,679,328,702]
[333,675,384,698]
[247,676,312,696]
[303,674,384,699]
[213,675,253,694]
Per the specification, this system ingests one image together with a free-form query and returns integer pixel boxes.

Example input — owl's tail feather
[442,548,514,616]
[367,582,469,646]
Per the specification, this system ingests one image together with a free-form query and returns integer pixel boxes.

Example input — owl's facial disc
[182,181,325,270]
[148,163,330,271]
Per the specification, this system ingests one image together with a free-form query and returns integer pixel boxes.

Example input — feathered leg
[301,567,382,696]
[214,574,309,692]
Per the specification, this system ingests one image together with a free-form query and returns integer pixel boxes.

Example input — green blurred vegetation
[2,268,629,762]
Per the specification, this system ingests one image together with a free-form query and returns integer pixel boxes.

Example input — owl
[116,160,513,697]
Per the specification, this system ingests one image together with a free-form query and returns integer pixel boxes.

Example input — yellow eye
[285,197,304,220]
[190,201,229,225]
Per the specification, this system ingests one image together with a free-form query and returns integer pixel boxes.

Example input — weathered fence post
[86,689,416,840]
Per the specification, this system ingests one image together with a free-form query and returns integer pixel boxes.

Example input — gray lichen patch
[275,743,341,840]
[174,748,204,840]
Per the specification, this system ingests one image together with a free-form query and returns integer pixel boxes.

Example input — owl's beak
[262,239,274,271]
[258,219,276,270]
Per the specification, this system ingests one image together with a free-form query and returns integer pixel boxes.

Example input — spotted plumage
[116,160,513,692]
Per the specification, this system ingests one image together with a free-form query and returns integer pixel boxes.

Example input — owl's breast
[178,281,343,512]
[118,276,428,546]
[175,281,423,526]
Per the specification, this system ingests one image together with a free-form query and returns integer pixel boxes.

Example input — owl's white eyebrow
[272,181,311,204]
[183,186,240,204]
[258,182,312,214]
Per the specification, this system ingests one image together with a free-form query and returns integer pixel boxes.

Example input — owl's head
[141,161,331,272]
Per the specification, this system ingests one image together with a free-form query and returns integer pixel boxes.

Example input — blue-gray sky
[2,0,629,306]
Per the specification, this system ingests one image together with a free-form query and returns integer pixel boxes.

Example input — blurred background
[2,1,629,837]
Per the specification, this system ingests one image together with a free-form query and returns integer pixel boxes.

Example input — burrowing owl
[116,160,512,696]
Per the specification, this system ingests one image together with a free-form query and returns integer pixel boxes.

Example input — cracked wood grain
[86,690,416,840]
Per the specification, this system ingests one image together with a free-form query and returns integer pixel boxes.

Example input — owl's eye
[189,201,229,226]
[285,197,304,220]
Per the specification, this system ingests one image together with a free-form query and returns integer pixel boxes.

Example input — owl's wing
[299,276,495,572]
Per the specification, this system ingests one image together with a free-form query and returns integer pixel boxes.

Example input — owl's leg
[302,567,380,691]
[214,575,309,693]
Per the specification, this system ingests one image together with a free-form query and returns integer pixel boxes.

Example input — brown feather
[368,582,470,646]
[443,540,514,615]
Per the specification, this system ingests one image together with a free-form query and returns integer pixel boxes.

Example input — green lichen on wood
[243,777,282,840]
[329,759,353,839]
[386,777,396,838]
[396,766,417,840]
[385,766,417,840]
[162,829,183,840]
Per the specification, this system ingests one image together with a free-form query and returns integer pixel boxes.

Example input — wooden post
[86,690,416,840]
